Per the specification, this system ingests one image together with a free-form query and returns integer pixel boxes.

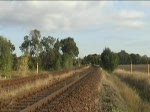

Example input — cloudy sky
[0,1,150,57]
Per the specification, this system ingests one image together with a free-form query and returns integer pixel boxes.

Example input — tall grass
[101,70,150,112]
[114,69,150,102]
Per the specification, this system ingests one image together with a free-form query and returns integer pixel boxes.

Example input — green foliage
[117,50,150,64]
[60,37,79,57]
[19,30,80,71]
[41,36,56,52]
[20,29,43,73]
[0,36,14,78]
[20,29,42,57]
[53,49,62,70]
[101,48,119,73]
[82,54,101,65]
[30,29,43,57]
[117,50,131,65]
[17,53,29,77]
[62,53,73,69]
[20,36,30,53]
[54,55,62,70]
[12,54,18,70]
[60,37,79,69]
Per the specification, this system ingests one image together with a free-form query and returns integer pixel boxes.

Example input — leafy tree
[0,36,15,78]
[53,39,62,70]
[54,39,61,52]
[20,36,30,53]
[60,37,79,57]
[101,48,119,72]
[60,37,79,69]
[40,36,57,70]
[41,36,56,52]
[141,55,148,64]
[118,50,131,65]
[20,29,42,73]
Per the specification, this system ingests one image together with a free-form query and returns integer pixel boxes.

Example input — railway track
[0,67,94,112]
[35,67,101,112]
[0,66,89,108]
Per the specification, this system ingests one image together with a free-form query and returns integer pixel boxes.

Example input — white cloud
[0,1,115,32]
[119,10,145,19]
[121,20,145,28]
[0,1,148,32]
[112,9,146,29]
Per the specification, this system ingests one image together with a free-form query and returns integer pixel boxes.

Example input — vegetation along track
[0,66,85,91]
[0,67,97,112]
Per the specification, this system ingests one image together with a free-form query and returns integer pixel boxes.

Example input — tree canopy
[60,37,79,57]
[0,36,15,77]
[101,48,119,72]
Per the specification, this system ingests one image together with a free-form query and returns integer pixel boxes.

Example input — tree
[0,36,15,78]
[20,29,42,74]
[41,36,56,52]
[60,37,79,69]
[20,36,30,53]
[40,36,58,70]
[53,39,62,70]
[82,54,101,65]
[60,37,79,57]
[118,50,130,64]
[101,48,119,73]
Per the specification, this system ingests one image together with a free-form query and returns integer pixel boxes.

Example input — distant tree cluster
[82,48,150,73]
[82,48,119,72]
[0,29,79,78]
[81,54,101,65]
[19,29,79,72]
[118,50,150,64]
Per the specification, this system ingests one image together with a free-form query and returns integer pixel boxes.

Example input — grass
[118,64,148,73]
[100,69,150,112]
[0,66,89,103]
[114,69,150,102]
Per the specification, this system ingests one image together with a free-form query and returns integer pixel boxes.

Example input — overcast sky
[0,1,150,57]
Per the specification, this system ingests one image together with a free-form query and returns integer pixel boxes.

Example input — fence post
[148,64,149,76]
[37,62,38,74]
[131,62,132,74]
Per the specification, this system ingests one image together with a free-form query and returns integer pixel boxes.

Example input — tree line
[1,29,150,77]
[0,29,79,78]
[82,48,150,72]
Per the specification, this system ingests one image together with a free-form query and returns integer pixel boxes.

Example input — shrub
[101,48,119,72]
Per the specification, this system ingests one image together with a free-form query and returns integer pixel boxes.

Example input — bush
[101,48,119,72]
[17,53,29,77]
